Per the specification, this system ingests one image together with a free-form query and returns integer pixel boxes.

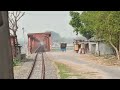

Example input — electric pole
[22,27,26,53]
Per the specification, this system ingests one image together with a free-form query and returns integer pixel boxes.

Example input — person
[80,43,85,54]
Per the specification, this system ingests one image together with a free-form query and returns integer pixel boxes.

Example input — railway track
[27,45,46,79]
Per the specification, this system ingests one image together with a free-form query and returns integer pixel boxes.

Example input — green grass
[55,62,98,79]
[55,62,84,79]
[55,62,70,79]
[13,58,21,67]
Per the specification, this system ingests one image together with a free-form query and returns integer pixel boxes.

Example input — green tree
[70,11,120,60]
[80,11,120,60]
[69,11,93,39]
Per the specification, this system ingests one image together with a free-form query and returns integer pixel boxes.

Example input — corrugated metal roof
[89,37,104,42]
[27,32,51,36]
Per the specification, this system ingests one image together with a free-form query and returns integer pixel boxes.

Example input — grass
[55,62,88,79]
[13,58,21,67]
[93,54,120,66]
[55,62,70,79]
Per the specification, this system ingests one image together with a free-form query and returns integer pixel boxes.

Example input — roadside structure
[88,37,114,56]
[10,35,22,59]
[27,32,52,54]
[73,36,114,56]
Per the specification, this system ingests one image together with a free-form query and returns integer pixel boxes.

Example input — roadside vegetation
[69,11,120,60]
[55,62,99,79]
[92,54,120,66]
[13,58,21,67]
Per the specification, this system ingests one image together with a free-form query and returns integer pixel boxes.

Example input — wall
[89,41,114,55]
[89,42,99,54]
[99,42,114,55]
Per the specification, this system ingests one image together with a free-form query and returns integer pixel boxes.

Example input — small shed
[73,36,88,53]
[88,37,114,55]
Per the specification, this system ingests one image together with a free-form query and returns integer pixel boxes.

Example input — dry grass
[54,60,105,79]
[76,54,120,67]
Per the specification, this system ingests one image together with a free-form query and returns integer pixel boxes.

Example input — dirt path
[47,50,120,79]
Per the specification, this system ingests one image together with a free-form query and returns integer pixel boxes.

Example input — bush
[13,58,21,67]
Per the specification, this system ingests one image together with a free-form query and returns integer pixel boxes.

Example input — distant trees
[69,11,120,60]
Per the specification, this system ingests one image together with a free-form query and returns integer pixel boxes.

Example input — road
[47,50,120,79]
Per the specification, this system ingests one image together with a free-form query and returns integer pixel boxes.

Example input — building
[73,36,88,53]
[27,32,52,54]
[10,35,22,58]
[73,36,114,55]
[88,37,114,55]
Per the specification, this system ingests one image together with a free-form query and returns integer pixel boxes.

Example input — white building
[88,37,115,55]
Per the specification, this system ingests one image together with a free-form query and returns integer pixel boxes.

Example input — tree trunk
[109,40,120,60]
[13,31,18,57]
[119,34,120,56]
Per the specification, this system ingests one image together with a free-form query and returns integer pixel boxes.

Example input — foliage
[55,62,97,79]
[9,11,25,36]
[13,58,21,67]
[55,62,70,79]
[69,11,94,39]
[80,11,120,45]
[69,11,120,59]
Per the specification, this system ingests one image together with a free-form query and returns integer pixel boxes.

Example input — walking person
[80,43,85,54]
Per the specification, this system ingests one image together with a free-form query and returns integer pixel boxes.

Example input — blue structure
[60,43,67,52]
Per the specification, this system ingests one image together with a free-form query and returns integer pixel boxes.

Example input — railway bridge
[28,32,52,54]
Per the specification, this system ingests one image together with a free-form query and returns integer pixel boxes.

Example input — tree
[9,11,25,57]
[9,11,25,36]
[69,11,93,39]
[70,11,120,60]
[79,11,120,60]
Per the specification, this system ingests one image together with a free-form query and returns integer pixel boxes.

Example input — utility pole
[22,27,26,53]
[22,28,25,46]
[0,11,14,79]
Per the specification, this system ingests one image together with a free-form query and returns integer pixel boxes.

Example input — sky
[15,11,83,43]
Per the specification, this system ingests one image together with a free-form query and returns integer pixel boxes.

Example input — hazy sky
[15,11,83,42]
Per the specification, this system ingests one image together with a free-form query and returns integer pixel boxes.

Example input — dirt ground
[46,50,120,79]
[77,54,120,67]
[54,60,108,79]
